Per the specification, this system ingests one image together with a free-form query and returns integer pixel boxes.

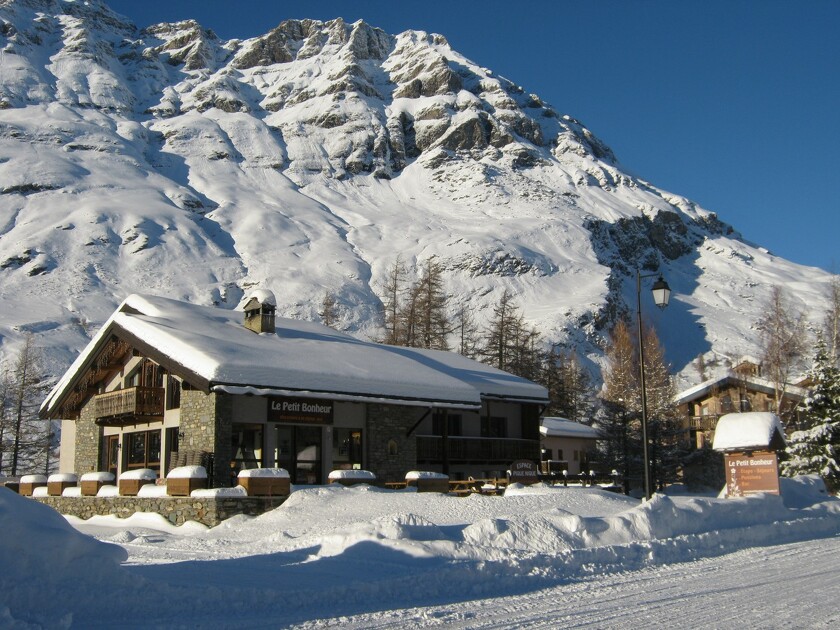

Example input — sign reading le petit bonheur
[724,451,780,497]
[268,396,334,425]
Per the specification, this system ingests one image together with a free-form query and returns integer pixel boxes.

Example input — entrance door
[274,425,322,484]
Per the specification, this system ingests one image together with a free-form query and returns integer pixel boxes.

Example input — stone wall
[179,390,234,487]
[73,399,101,475]
[33,495,285,527]
[366,404,419,482]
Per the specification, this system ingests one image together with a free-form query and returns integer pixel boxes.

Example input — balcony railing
[416,436,540,464]
[688,416,719,431]
[94,386,164,424]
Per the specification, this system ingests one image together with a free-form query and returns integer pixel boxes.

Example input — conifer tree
[453,304,480,359]
[781,337,840,491]
[319,291,340,328]
[409,258,450,350]
[641,325,682,489]
[599,320,640,493]
[379,256,407,345]
[4,335,50,475]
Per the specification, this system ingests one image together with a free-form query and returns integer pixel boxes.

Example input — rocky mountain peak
[0,0,833,387]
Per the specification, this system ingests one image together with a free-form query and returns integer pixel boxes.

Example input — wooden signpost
[723,451,780,497]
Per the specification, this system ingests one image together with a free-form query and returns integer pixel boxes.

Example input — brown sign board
[509,459,540,485]
[723,451,780,497]
[268,396,333,425]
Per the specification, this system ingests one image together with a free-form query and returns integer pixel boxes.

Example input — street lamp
[637,270,671,501]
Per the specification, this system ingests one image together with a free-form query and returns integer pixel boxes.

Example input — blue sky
[107,0,839,273]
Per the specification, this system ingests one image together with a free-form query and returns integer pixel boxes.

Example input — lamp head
[651,276,671,309]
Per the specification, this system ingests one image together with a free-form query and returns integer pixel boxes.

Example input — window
[481,416,507,438]
[432,413,462,436]
[333,428,363,469]
[166,375,181,410]
[231,423,263,473]
[125,430,161,472]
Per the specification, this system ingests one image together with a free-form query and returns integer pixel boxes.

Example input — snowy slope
[0,0,833,385]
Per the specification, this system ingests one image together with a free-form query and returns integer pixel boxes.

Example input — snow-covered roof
[540,417,600,439]
[674,373,807,406]
[42,294,548,417]
[712,412,787,452]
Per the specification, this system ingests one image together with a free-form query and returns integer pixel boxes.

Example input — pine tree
[599,320,641,493]
[641,325,682,489]
[4,335,50,476]
[542,347,596,423]
[453,304,480,359]
[409,258,450,350]
[781,337,840,491]
[379,256,407,345]
[319,291,340,328]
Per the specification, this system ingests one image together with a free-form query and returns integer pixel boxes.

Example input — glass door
[104,435,120,477]
[274,425,322,484]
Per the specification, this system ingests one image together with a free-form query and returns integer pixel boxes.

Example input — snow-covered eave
[210,384,481,410]
[40,319,212,420]
[481,392,550,406]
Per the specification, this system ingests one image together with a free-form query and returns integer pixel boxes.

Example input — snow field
[1,475,838,627]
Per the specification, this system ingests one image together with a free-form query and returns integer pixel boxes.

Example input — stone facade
[73,399,101,475]
[179,390,234,487]
[33,495,284,527]
[366,404,419,482]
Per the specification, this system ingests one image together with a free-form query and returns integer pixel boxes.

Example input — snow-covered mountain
[0,0,832,386]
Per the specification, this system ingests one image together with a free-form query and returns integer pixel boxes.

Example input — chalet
[539,417,600,475]
[675,358,806,449]
[41,292,549,486]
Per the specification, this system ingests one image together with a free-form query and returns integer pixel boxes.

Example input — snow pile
[0,488,131,628]
[405,471,449,480]
[3,477,838,626]
[328,469,377,480]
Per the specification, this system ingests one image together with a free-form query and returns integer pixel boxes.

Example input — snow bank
[137,483,169,498]
[328,469,376,480]
[0,488,132,627]
[405,471,449,480]
[191,486,248,498]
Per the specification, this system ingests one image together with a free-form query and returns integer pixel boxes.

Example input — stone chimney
[242,289,276,334]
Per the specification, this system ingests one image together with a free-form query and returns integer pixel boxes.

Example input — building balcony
[688,416,719,432]
[416,435,540,465]
[94,386,164,425]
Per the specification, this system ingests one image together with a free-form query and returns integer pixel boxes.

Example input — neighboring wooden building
[41,292,548,486]
[675,359,806,449]
[539,417,600,475]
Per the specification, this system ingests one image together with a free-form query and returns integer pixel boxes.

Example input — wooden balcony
[94,386,164,425]
[417,436,540,465]
[688,416,719,432]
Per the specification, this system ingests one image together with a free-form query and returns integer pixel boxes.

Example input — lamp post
[636,270,671,501]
